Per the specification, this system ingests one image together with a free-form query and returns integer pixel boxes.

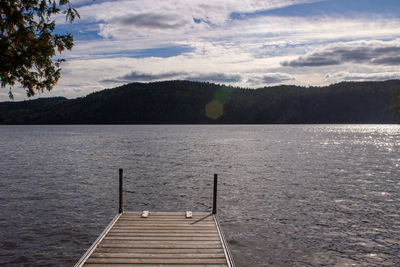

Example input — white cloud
[74,0,317,24]
[325,71,400,83]
[8,0,400,101]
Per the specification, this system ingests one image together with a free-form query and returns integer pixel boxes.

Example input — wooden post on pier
[213,173,218,214]
[119,168,123,214]
[75,170,235,267]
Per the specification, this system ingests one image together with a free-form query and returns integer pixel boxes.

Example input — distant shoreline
[1,80,399,124]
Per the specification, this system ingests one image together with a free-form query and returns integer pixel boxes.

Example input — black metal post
[119,168,123,213]
[212,173,218,214]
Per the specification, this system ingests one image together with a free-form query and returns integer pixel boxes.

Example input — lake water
[0,125,399,266]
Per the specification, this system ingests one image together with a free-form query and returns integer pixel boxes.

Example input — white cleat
[141,210,149,218]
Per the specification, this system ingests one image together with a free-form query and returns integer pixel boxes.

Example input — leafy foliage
[390,92,400,123]
[0,0,79,98]
[0,80,398,124]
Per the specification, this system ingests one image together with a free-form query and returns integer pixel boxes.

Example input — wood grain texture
[107,232,219,237]
[103,236,221,241]
[90,253,226,258]
[84,264,228,267]
[94,248,225,254]
[86,258,227,264]
[79,212,231,267]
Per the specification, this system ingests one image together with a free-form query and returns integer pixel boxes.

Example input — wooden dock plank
[110,229,218,233]
[84,266,227,267]
[99,244,222,250]
[117,218,214,221]
[115,222,215,225]
[94,248,225,254]
[113,225,216,229]
[115,222,215,226]
[90,253,226,259]
[86,258,228,264]
[107,232,219,237]
[103,238,219,241]
[76,212,234,267]
[100,240,222,245]
[117,217,215,221]
[120,213,212,216]
[112,226,217,229]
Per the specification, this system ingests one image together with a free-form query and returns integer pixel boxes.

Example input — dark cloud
[65,84,82,87]
[372,57,400,65]
[113,13,186,29]
[101,71,181,83]
[120,71,181,81]
[329,47,372,62]
[374,46,400,54]
[101,79,120,83]
[282,44,400,67]
[248,73,295,85]
[282,55,341,67]
[186,73,242,83]
[261,74,295,84]
[101,71,242,84]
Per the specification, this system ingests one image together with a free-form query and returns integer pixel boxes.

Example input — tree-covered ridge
[0,80,399,124]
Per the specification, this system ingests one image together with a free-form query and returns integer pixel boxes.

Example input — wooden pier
[75,171,235,267]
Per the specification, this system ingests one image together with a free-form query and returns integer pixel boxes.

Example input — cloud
[325,71,400,82]
[101,70,243,84]
[71,0,320,37]
[261,73,295,84]
[248,73,295,85]
[282,56,341,67]
[31,1,400,101]
[282,41,400,67]
[230,0,400,20]
[372,57,400,65]
[186,73,242,83]
[102,71,182,83]
[112,13,187,29]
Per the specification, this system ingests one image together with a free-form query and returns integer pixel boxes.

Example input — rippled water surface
[0,125,399,266]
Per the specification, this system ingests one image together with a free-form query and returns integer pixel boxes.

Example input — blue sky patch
[230,0,400,19]
[128,45,195,58]
[55,21,104,41]
[70,0,120,8]
[83,45,195,59]
[192,17,214,27]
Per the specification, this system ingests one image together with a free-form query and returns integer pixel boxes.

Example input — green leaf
[0,0,80,98]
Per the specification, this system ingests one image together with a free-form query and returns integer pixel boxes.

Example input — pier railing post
[213,173,218,214]
[119,168,123,214]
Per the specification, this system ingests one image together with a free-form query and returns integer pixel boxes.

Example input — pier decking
[75,212,234,266]
[75,171,234,266]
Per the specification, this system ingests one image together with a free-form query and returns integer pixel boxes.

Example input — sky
[4,0,400,100]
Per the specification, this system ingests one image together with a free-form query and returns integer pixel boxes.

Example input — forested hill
[0,80,399,124]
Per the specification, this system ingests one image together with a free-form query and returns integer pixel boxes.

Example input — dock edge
[74,213,122,267]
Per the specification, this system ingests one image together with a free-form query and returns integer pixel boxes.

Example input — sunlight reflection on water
[0,124,399,266]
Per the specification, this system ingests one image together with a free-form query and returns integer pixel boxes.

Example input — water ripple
[0,125,399,266]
